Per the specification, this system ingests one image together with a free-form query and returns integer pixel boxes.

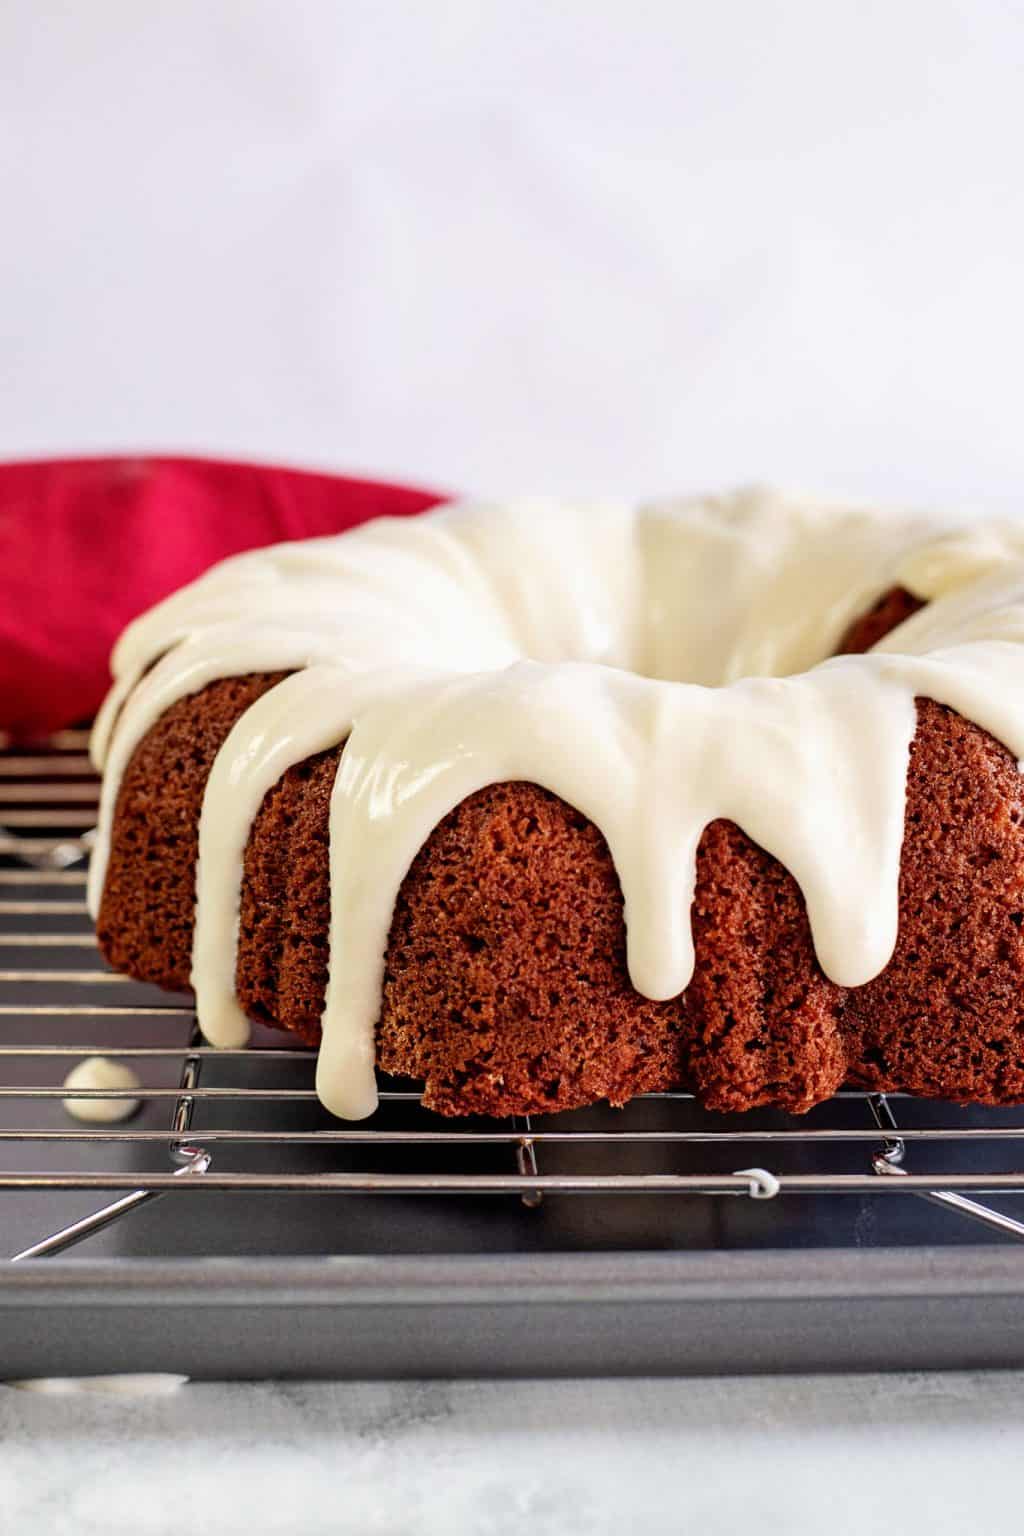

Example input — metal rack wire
[3,729,1024,1262]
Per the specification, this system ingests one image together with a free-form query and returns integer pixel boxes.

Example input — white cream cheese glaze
[88,489,1024,1120]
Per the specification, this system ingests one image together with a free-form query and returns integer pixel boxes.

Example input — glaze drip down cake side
[89,489,1024,1119]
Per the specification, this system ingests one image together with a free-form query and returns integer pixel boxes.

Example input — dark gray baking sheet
[3,1248,1024,1378]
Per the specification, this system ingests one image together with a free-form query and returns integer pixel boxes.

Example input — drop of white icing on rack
[7,1375,189,1395]
[62,1056,142,1124]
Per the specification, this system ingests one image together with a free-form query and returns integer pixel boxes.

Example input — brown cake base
[96,587,1024,1117]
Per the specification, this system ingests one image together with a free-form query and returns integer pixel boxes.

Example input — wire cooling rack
[4,728,1024,1263]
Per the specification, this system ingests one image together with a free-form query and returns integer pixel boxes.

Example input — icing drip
[88,490,1024,1120]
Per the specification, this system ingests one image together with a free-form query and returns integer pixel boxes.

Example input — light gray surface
[3,1371,1023,1535]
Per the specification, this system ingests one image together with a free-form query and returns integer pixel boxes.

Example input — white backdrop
[3,1,1023,509]
[5,1,1024,509]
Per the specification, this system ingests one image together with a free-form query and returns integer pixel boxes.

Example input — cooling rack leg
[9,1029,211,1262]
[868,1093,1024,1242]
[9,1152,210,1261]
[512,1114,543,1209]
[167,1030,205,1165]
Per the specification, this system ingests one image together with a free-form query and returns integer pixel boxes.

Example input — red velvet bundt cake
[89,490,1024,1119]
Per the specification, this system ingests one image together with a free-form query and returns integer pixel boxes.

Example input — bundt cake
[88,489,1024,1120]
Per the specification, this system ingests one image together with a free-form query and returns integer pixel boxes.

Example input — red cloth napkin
[0,456,442,741]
